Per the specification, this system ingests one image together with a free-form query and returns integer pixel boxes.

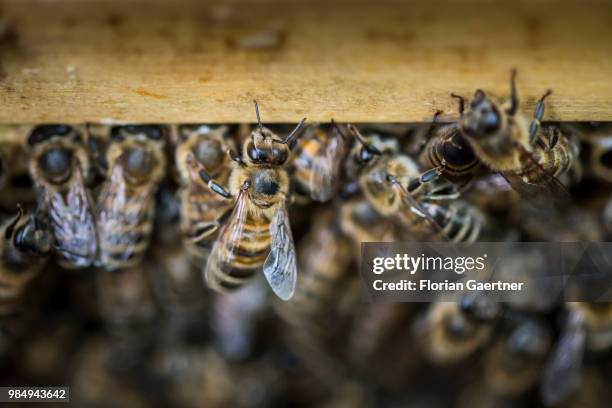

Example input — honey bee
[346,125,484,243]
[28,125,97,269]
[291,122,347,202]
[447,70,572,203]
[541,302,612,406]
[577,122,612,184]
[96,125,167,271]
[277,208,355,382]
[175,125,235,264]
[417,292,501,365]
[0,207,52,327]
[483,315,551,396]
[188,101,305,300]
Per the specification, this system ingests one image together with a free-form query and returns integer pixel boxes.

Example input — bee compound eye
[39,147,73,183]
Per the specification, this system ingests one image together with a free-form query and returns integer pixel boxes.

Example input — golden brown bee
[417,293,500,365]
[577,122,612,183]
[0,207,52,324]
[277,208,355,382]
[541,302,612,406]
[346,125,484,243]
[96,125,167,271]
[483,315,551,396]
[175,125,235,264]
[447,70,572,203]
[291,123,347,202]
[28,125,97,269]
[189,101,306,300]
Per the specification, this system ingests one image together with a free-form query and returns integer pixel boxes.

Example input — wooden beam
[0,0,610,123]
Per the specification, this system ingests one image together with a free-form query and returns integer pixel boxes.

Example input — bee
[541,302,612,406]
[175,125,235,264]
[577,123,612,184]
[346,125,484,243]
[483,315,551,396]
[0,207,52,327]
[277,208,355,382]
[417,292,501,365]
[96,125,167,271]
[188,101,305,300]
[291,122,347,202]
[28,125,97,269]
[447,70,572,203]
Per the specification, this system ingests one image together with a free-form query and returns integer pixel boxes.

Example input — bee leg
[406,164,445,193]
[198,169,232,199]
[528,90,553,146]
[506,69,519,115]
[425,183,461,201]
[450,94,465,116]
[417,110,444,153]
[546,126,560,150]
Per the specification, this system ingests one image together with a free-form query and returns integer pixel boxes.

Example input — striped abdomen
[180,182,233,263]
[208,211,271,291]
[421,125,481,181]
[292,136,325,195]
[400,200,483,243]
[97,178,157,271]
[519,137,577,183]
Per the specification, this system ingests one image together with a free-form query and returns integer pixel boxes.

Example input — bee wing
[204,188,249,292]
[308,128,345,202]
[44,166,97,267]
[501,143,571,206]
[540,313,585,406]
[97,164,155,264]
[263,202,297,300]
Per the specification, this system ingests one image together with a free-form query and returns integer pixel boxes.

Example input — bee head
[29,126,80,185]
[461,90,502,139]
[244,100,305,166]
[123,146,156,184]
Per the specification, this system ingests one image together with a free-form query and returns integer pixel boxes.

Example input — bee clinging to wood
[291,122,347,203]
[189,100,306,300]
[96,125,167,271]
[175,125,236,265]
[346,125,484,243]
[28,125,97,269]
[448,70,572,203]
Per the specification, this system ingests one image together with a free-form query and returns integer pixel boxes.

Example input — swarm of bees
[1,73,611,407]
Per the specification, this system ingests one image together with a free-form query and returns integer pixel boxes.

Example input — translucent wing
[96,164,156,268]
[204,186,249,292]
[45,166,97,268]
[308,128,345,202]
[540,311,585,406]
[502,142,571,206]
[263,202,297,300]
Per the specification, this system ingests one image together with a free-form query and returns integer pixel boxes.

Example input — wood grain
[0,0,610,123]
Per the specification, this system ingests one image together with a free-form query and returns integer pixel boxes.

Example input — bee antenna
[278,117,307,145]
[347,124,381,154]
[506,69,519,115]
[331,119,347,140]
[253,99,264,132]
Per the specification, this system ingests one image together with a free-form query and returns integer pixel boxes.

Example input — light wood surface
[0,0,610,123]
